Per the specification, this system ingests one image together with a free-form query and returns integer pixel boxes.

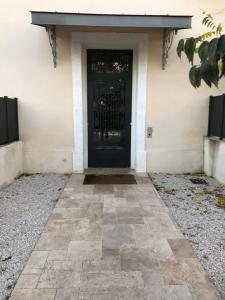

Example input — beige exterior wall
[1,0,225,173]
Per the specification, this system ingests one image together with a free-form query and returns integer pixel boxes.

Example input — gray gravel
[151,173,225,299]
[0,174,68,300]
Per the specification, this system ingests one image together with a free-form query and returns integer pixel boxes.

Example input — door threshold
[84,168,135,175]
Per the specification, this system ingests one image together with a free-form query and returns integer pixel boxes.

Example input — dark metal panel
[31,12,192,29]
[0,97,19,145]
[208,95,225,139]
[222,95,225,139]
[0,98,8,145]
[207,96,213,138]
[6,97,19,143]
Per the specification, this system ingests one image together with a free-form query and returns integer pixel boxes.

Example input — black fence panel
[223,103,225,139]
[6,97,19,143]
[208,95,225,139]
[0,98,8,145]
[0,96,19,145]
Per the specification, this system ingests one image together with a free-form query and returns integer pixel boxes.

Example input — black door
[87,49,133,168]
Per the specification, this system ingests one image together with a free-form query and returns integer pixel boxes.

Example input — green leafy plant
[177,12,225,88]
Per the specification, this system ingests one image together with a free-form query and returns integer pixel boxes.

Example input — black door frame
[87,49,133,168]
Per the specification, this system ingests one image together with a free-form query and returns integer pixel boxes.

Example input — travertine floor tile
[94,184,114,194]
[22,251,48,271]
[15,274,40,289]
[144,216,179,232]
[160,258,209,286]
[144,285,193,300]
[135,238,175,260]
[168,238,195,258]
[44,218,89,233]
[82,257,121,272]
[71,223,102,241]
[80,271,144,291]
[103,224,135,249]
[55,288,79,300]
[10,173,219,300]
[47,250,69,261]
[45,259,82,271]
[62,208,88,219]
[79,291,118,300]
[142,270,164,286]
[37,269,80,288]
[68,241,102,260]
[103,212,117,224]
[102,248,119,258]
[10,289,56,300]
[120,247,160,271]
[118,288,144,299]
[35,232,72,250]
[189,283,221,300]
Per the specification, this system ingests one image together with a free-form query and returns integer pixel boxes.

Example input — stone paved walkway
[10,172,220,300]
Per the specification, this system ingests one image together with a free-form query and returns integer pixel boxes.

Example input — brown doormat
[83,174,137,185]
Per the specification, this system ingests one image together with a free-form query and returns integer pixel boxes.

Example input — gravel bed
[151,173,225,299]
[0,174,68,300]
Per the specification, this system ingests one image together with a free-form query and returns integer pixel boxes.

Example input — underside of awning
[31,11,192,68]
[31,12,192,29]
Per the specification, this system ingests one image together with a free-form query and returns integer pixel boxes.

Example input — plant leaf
[184,37,196,64]
[211,62,219,87]
[218,58,223,76]
[189,66,202,88]
[201,62,212,87]
[196,32,214,43]
[208,37,219,60]
[216,24,223,35]
[177,39,185,58]
[198,41,209,62]
[217,35,225,58]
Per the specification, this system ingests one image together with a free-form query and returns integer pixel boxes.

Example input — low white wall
[204,137,225,183]
[147,149,203,174]
[23,148,73,174]
[0,142,23,187]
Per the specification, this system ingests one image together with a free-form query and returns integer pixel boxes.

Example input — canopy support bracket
[162,29,176,70]
[46,25,57,68]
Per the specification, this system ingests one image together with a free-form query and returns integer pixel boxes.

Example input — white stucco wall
[0,0,225,173]
[0,142,23,187]
[204,137,225,184]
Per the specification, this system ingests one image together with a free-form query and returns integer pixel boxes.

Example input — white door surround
[71,32,148,173]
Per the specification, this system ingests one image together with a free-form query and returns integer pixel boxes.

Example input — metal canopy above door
[30,11,192,69]
[31,11,192,29]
